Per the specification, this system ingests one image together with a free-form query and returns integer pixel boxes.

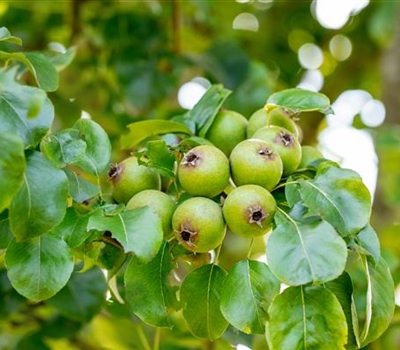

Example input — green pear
[230,139,283,191]
[109,156,161,204]
[298,145,324,169]
[253,125,302,176]
[172,197,226,252]
[223,184,277,238]
[247,107,299,138]
[126,189,175,237]
[206,109,248,157]
[178,145,230,198]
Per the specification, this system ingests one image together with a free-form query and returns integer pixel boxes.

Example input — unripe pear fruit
[172,197,226,252]
[253,125,302,176]
[178,145,230,198]
[230,139,283,191]
[247,107,299,138]
[298,145,323,169]
[205,110,248,157]
[223,184,277,238]
[109,156,161,204]
[126,189,175,237]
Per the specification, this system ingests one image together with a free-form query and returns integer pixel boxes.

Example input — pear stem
[247,238,255,259]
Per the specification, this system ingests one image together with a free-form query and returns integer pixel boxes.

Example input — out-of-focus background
[0,1,399,349]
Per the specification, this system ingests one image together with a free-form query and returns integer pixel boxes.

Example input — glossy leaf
[0,132,25,213]
[0,73,54,148]
[48,267,107,322]
[9,151,69,240]
[87,206,163,262]
[355,224,380,265]
[190,84,232,137]
[124,241,177,327]
[220,260,280,334]
[267,210,347,286]
[326,272,359,350]
[171,85,231,135]
[53,207,90,248]
[0,51,58,91]
[266,88,332,115]
[266,285,347,349]
[40,129,87,168]
[23,52,59,92]
[121,120,192,149]
[70,118,111,175]
[180,264,228,339]
[0,27,22,45]
[136,139,176,177]
[5,234,74,301]
[49,47,76,71]
[359,256,395,347]
[64,168,99,203]
[284,178,302,208]
[298,165,372,237]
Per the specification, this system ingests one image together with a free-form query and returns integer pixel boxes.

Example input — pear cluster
[109,108,322,254]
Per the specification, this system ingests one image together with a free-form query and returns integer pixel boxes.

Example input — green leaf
[171,84,231,135]
[266,285,347,349]
[40,129,87,168]
[326,272,359,350]
[124,241,177,327]
[48,267,107,322]
[359,256,395,347]
[53,207,91,248]
[0,211,13,249]
[355,224,380,265]
[121,119,192,150]
[0,73,54,148]
[5,234,74,301]
[0,27,22,45]
[87,206,163,262]
[136,140,176,177]
[71,119,112,175]
[186,84,231,137]
[298,165,372,237]
[9,151,69,240]
[0,51,58,91]
[0,132,25,213]
[24,52,59,92]
[266,88,332,115]
[267,210,347,286]
[48,47,76,71]
[97,243,126,274]
[284,178,302,208]
[180,264,229,340]
[220,260,280,334]
[64,168,99,203]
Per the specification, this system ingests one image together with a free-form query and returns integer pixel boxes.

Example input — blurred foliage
[0,0,399,349]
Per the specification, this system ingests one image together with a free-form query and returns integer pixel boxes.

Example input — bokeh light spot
[297,69,324,92]
[314,0,369,29]
[298,43,324,69]
[361,99,386,127]
[178,79,210,110]
[233,12,260,32]
[237,345,252,350]
[330,34,352,61]
[326,90,372,128]
[319,127,377,197]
